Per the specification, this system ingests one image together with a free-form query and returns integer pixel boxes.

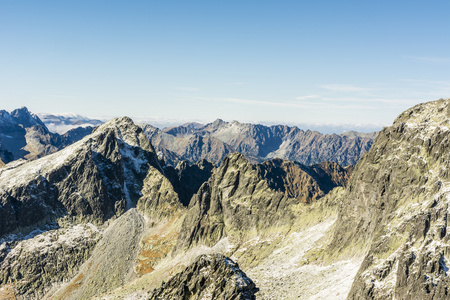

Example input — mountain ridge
[148,118,376,167]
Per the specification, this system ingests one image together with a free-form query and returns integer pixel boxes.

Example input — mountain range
[0,99,448,299]
[142,119,376,167]
[2,107,376,172]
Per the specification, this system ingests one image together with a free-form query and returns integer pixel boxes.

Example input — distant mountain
[37,113,103,134]
[0,107,95,164]
[141,124,235,166]
[142,119,377,167]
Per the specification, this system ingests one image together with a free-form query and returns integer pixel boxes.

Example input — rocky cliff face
[0,223,100,299]
[149,254,258,300]
[321,99,450,299]
[257,159,352,202]
[163,159,215,206]
[173,153,340,254]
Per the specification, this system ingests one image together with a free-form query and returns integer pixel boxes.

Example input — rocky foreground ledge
[149,254,258,300]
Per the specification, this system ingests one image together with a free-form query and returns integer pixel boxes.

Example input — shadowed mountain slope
[0,107,95,164]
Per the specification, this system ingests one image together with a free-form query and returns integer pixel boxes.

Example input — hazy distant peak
[211,118,226,125]
[341,130,379,139]
[181,122,204,129]
[37,112,103,134]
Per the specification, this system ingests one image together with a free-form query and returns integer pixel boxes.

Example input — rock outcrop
[174,154,305,253]
[149,254,258,300]
[323,99,450,299]
[0,223,100,299]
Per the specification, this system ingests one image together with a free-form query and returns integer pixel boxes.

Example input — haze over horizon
[1,1,449,130]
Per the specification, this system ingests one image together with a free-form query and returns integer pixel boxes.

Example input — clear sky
[1,1,449,131]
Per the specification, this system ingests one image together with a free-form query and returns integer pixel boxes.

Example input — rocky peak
[149,254,258,300]
[0,107,97,163]
[203,118,227,131]
[10,106,46,129]
[174,153,306,253]
[0,116,162,236]
[0,110,15,126]
[94,117,153,150]
[323,99,450,299]
[0,107,47,130]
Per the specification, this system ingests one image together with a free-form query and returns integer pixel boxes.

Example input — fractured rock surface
[149,254,258,300]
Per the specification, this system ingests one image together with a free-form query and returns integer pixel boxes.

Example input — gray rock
[149,254,258,300]
[0,117,161,236]
[174,153,303,253]
[324,99,450,299]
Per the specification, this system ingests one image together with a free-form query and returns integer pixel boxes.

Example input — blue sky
[1,1,449,131]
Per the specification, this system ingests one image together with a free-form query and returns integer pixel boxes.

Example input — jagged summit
[93,116,155,150]
[0,107,43,128]
[0,116,161,237]
[149,254,258,300]
[0,107,96,162]
[10,106,46,129]
[173,152,351,254]
[0,110,15,126]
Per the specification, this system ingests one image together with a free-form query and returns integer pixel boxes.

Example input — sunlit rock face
[327,99,450,299]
